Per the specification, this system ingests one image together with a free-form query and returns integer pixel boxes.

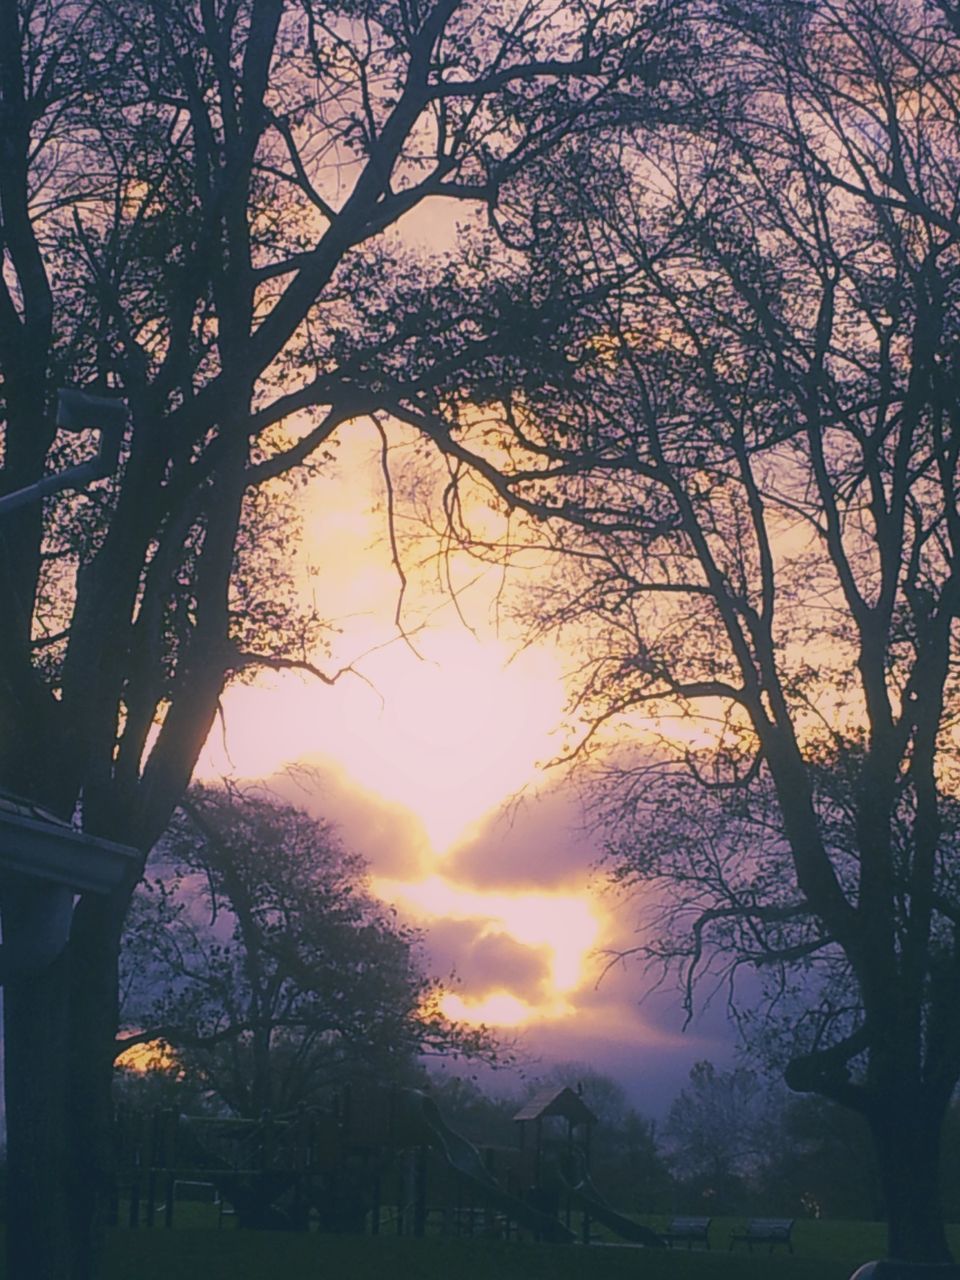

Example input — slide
[559,1159,665,1248]
[401,1090,575,1244]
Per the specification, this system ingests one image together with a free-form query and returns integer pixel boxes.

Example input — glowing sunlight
[195,424,596,1034]
[374,875,602,1024]
[200,630,565,852]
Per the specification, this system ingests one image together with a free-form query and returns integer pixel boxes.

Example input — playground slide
[560,1166,665,1248]
[409,1092,575,1244]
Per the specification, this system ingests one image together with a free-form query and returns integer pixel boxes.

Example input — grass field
[50,1216,960,1280]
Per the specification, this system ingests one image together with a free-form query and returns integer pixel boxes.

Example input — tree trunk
[870,1102,952,1264]
[66,891,131,1280]
[3,918,71,1280]
[1,882,132,1280]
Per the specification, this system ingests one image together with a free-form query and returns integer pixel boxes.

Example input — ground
[9,1217,957,1280]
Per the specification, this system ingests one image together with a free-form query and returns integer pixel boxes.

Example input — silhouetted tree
[119,786,494,1115]
[663,1061,779,1214]
[423,1073,520,1147]
[423,0,960,1261]
[0,1,683,1274]
[765,1094,880,1222]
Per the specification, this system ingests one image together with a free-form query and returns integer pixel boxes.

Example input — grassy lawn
[63,1217,960,1280]
[99,1230,852,1280]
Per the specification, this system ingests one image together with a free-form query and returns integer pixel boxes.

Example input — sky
[196,416,737,1116]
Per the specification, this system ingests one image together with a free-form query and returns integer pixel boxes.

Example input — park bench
[662,1216,712,1249]
[728,1218,795,1253]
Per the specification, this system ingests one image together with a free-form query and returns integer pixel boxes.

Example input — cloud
[200,753,743,1122]
[444,784,600,891]
[442,957,739,1120]
[424,917,553,1003]
[478,945,740,1119]
[252,757,435,881]
[432,884,744,1116]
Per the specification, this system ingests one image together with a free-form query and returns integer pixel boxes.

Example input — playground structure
[111,1084,664,1248]
[513,1085,663,1247]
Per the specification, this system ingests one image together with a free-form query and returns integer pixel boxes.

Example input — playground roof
[512,1086,597,1126]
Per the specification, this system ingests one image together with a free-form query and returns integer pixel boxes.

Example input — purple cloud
[445,785,599,891]
[425,917,553,1003]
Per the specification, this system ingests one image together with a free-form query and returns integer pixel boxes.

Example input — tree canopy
[1,0,679,846]
[0,2,682,1275]
[119,786,496,1116]
[422,0,960,1261]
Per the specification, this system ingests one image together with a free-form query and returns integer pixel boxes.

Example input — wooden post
[128,1112,145,1228]
[260,1110,274,1169]
[370,1172,381,1236]
[413,1146,427,1238]
[163,1109,176,1228]
[145,1107,160,1227]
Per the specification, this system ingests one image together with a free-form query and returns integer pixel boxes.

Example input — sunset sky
[197,416,735,1113]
